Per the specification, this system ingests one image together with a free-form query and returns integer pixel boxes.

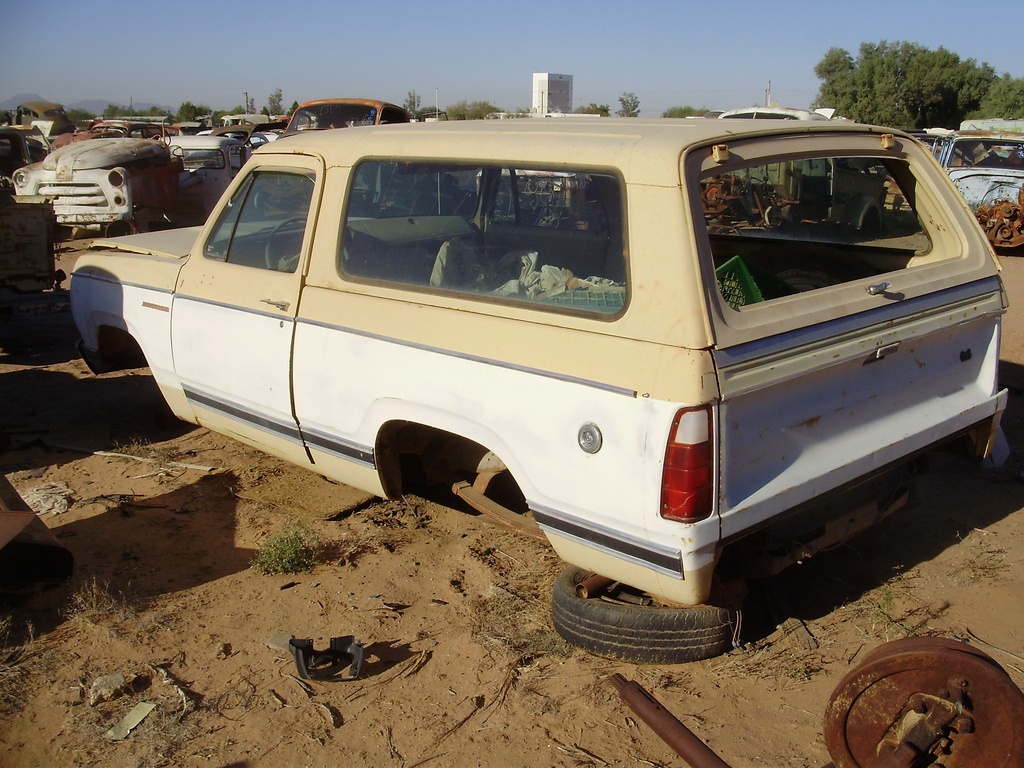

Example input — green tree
[616,92,640,117]
[662,105,708,118]
[814,41,998,128]
[970,74,1024,118]
[288,101,299,116]
[176,102,211,122]
[102,104,131,119]
[66,108,95,127]
[446,100,501,120]
[403,90,421,114]
[575,103,610,116]
[267,89,284,116]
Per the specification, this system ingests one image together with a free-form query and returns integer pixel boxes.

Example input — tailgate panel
[713,278,1005,540]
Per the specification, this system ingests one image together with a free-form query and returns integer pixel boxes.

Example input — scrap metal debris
[105,701,156,741]
[0,473,73,592]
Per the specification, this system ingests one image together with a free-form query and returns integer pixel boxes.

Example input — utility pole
[244,92,249,113]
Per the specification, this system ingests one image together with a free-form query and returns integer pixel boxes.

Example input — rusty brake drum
[824,636,1024,767]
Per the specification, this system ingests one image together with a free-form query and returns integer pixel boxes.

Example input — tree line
[65,44,1024,129]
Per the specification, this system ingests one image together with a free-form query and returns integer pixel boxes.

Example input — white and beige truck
[69,118,1007,662]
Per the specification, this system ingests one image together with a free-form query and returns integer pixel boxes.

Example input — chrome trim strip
[70,272,173,295]
[716,276,1004,366]
[183,387,303,443]
[532,504,684,578]
[175,294,295,321]
[182,388,376,469]
[301,426,375,468]
[298,316,638,398]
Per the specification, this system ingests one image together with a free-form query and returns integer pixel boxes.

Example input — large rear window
[339,161,627,316]
[700,154,936,310]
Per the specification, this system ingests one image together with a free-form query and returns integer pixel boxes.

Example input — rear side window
[700,154,933,310]
[340,161,627,315]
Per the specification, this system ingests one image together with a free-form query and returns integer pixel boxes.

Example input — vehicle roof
[18,100,64,111]
[169,135,245,148]
[292,97,405,110]
[259,117,911,185]
[947,130,1024,141]
[718,106,829,121]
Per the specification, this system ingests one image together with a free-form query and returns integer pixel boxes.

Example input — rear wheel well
[374,421,527,513]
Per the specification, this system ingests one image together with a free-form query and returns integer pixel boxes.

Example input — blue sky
[3,0,1021,116]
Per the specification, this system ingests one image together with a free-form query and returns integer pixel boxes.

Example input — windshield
[181,148,226,170]
[286,104,378,133]
[947,138,1024,169]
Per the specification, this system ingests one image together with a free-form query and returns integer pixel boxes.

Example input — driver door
[171,162,318,464]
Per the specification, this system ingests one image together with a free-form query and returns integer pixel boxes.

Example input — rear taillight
[660,406,714,523]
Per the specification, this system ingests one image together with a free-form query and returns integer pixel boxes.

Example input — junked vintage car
[934,130,1024,252]
[282,98,410,134]
[168,135,249,225]
[69,119,1007,663]
[50,119,176,150]
[0,126,48,183]
[13,101,75,138]
[12,137,182,236]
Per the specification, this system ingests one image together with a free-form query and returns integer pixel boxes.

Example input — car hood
[948,168,1024,209]
[77,226,202,260]
[39,138,170,175]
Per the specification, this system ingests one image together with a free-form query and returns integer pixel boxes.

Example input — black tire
[551,567,738,664]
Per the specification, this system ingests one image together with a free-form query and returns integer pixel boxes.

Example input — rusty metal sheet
[0,474,73,593]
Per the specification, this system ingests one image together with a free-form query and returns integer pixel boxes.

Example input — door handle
[867,282,891,296]
[260,298,290,311]
[866,341,900,363]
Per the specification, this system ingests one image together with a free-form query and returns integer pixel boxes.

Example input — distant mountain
[1,93,175,116]
[0,93,46,111]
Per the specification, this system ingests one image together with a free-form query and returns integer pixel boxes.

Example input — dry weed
[63,576,138,626]
[950,529,1007,586]
[468,537,570,656]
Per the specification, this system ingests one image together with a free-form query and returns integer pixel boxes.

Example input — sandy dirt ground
[1,252,1023,768]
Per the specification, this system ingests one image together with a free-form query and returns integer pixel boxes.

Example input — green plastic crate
[715,255,796,309]
[716,255,763,309]
[546,288,625,312]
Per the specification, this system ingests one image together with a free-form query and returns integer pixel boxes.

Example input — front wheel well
[93,324,148,372]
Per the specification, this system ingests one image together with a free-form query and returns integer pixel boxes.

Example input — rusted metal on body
[575,573,613,599]
[610,673,732,768]
[824,636,1024,767]
[451,469,546,540]
[976,189,1024,251]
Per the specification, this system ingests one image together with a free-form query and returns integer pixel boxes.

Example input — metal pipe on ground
[610,673,732,768]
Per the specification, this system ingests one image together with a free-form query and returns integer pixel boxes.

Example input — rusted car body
[283,98,410,134]
[51,119,176,150]
[169,135,249,225]
[13,101,75,138]
[12,138,181,236]
[0,127,49,182]
[934,130,1024,252]
[0,193,60,299]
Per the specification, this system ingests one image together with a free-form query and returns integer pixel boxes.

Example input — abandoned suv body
[70,119,1007,662]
